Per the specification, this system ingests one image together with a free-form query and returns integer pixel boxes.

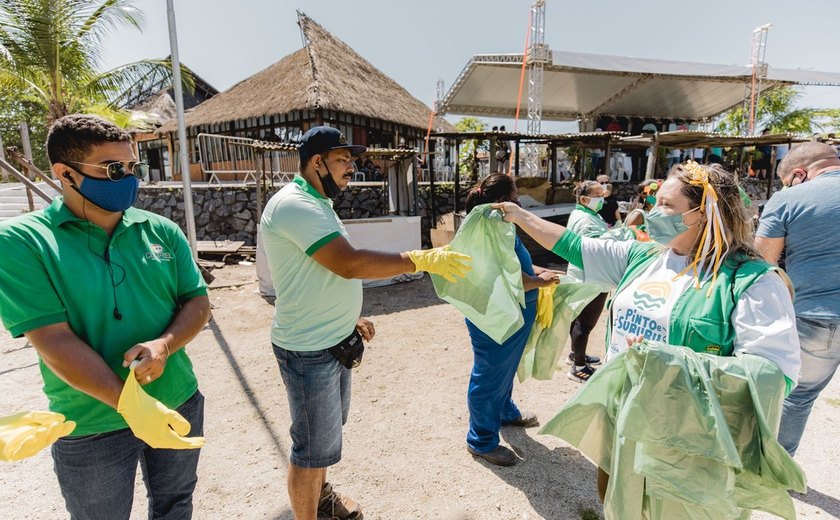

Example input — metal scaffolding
[524,0,550,176]
[746,23,772,136]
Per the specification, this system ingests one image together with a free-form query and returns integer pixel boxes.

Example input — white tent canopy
[441,50,840,122]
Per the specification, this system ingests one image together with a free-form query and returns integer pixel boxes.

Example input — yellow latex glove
[117,366,204,450]
[536,284,557,329]
[406,246,472,283]
[0,411,75,461]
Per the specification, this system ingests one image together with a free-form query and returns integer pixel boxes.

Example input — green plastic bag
[517,276,601,381]
[541,342,806,520]
[431,204,525,344]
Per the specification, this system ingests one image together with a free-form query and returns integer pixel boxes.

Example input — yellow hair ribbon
[674,161,730,296]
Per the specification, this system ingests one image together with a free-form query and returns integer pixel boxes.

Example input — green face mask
[646,206,699,245]
[645,195,657,206]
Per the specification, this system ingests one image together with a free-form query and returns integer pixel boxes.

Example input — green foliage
[716,86,840,135]
[0,84,49,171]
[0,0,191,169]
[454,117,487,180]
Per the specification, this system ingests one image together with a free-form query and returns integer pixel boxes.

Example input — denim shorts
[273,344,351,468]
[51,391,204,520]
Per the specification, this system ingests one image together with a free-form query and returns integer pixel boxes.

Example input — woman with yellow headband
[492,162,801,505]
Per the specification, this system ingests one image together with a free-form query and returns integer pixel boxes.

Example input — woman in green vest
[565,180,609,382]
[493,161,801,498]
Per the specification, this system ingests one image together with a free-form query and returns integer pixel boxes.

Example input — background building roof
[159,13,440,133]
[441,50,840,122]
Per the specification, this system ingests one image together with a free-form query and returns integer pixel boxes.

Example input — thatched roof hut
[158,12,446,152]
[122,61,218,128]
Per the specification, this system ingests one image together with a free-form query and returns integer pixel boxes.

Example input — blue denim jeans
[273,345,351,468]
[51,391,204,520]
[778,316,840,455]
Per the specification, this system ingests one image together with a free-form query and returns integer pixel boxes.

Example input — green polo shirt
[0,197,207,435]
[260,175,362,351]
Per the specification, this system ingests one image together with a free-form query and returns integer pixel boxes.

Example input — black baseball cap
[299,126,367,165]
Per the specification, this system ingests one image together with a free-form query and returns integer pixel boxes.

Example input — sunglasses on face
[67,161,149,181]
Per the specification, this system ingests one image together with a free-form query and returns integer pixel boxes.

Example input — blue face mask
[75,174,140,212]
[645,206,698,245]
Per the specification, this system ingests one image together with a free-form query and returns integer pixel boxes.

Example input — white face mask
[585,197,604,212]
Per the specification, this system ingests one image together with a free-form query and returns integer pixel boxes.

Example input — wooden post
[549,144,557,186]
[0,134,7,182]
[766,144,778,200]
[429,144,437,228]
[454,139,461,216]
[20,122,35,211]
[514,140,520,177]
[645,134,659,180]
[255,151,264,223]
[489,135,498,174]
[603,138,612,178]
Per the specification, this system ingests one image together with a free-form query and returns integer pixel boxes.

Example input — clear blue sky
[101,0,840,132]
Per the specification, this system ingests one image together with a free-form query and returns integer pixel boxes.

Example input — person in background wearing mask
[755,141,840,457]
[261,126,471,519]
[624,179,659,230]
[494,161,800,500]
[564,180,609,382]
[0,115,211,518]
[596,174,621,227]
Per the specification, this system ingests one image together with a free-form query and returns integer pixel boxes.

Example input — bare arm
[312,236,415,279]
[523,270,561,291]
[123,295,212,384]
[625,210,644,227]
[493,202,567,251]
[25,324,125,409]
[754,236,785,265]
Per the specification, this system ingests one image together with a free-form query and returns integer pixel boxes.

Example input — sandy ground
[1,265,838,520]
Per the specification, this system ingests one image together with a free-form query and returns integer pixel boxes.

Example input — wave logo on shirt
[145,243,173,262]
[632,281,670,311]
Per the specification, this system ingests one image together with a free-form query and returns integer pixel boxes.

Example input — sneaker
[318,482,363,520]
[502,411,539,428]
[568,364,596,383]
[467,445,518,466]
[566,353,602,366]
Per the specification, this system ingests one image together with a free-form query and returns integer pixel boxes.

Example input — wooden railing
[0,157,55,204]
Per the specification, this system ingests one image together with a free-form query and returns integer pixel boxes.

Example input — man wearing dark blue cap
[260,126,471,520]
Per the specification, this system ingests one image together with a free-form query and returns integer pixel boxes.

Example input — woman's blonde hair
[667,162,758,265]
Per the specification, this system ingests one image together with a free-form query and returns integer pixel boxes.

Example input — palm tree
[0,0,190,125]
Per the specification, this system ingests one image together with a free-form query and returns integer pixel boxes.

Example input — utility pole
[166,0,198,259]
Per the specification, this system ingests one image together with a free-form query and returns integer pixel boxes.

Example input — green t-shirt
[260,176,362,351]
[0,198,207,435]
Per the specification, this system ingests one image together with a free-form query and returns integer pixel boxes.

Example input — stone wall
[136,186,260,243]
[135,183,471,246]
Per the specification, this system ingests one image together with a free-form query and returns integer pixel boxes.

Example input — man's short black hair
[46,114,131,166]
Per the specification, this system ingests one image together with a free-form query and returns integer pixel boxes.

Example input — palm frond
[87,58,195,108]
[75,0,142,43]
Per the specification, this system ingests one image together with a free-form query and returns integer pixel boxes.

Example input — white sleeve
[732,272,801,383]
[579,237,634,289]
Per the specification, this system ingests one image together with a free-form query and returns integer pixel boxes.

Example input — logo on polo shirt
[145,243,173,262]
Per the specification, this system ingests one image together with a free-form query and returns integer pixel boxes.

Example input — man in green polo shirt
[261,126,471,520]
[0,115,211,519]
